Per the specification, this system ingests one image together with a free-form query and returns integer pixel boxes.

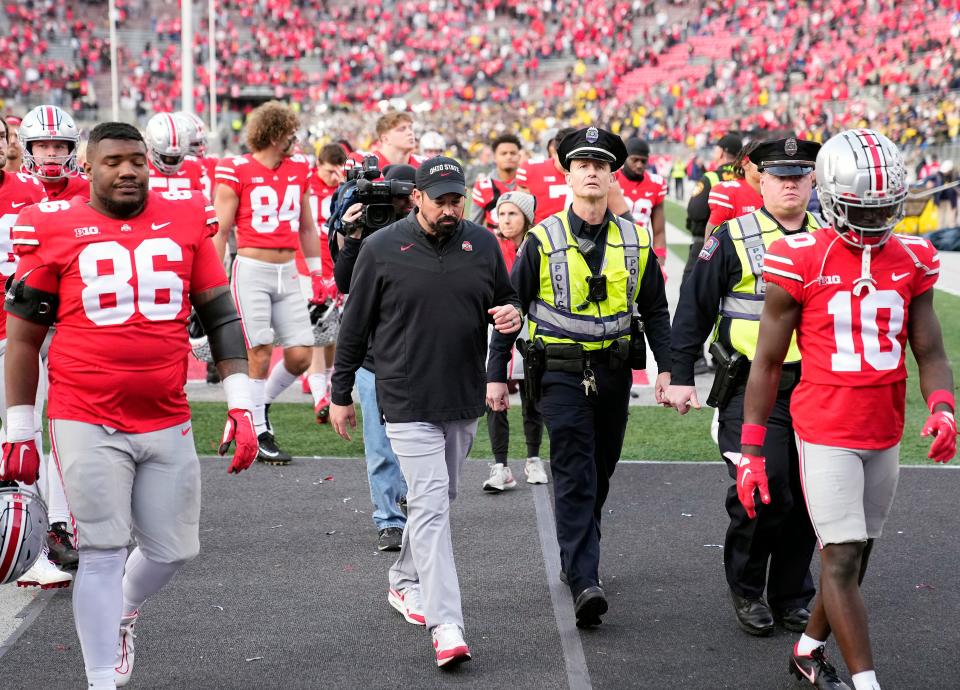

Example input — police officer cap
[750,137,821,176]
[557,127,628,172]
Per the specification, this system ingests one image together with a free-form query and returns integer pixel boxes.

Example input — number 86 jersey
[10,191,228,433]
[763,227,940,448]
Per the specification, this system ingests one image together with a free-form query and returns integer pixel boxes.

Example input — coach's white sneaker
[524,457,549,484]
[432,623,471,668]
[388,586,426,626]
[482,463,517,492]
[16,550,72,589]
[114,610,139,687]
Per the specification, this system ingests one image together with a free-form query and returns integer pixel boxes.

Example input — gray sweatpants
[385,419,478,630]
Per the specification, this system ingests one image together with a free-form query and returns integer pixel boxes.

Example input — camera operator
[331,162,416,553]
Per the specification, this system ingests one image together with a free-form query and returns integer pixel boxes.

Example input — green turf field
[191,194,959,464]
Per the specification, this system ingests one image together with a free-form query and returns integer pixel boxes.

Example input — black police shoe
[47,522,79,570]
[256,431,292,465]
[730,591,775,636]
[774,606,811,632]
[377,527,403,552]
[574,586,608,628]
[790,646,850,688]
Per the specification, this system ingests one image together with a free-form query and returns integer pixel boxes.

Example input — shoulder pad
[475,176,492,189]
[648,172,665,184]
[232,156,249,166]
[290,154,309,164]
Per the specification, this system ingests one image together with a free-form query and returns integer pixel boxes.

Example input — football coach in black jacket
[329,156,521,668]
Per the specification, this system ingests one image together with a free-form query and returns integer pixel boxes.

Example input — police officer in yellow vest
[487,127,673,627]
[665,138,822,637]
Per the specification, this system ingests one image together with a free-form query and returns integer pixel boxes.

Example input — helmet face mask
[816,129,906,249]
[20,105,80,180]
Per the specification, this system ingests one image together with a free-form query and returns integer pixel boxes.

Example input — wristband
[5,405,36,442]
[653,247,668,258]
[222,373,253,411]
[740,423,767,448]
[927,389,955,413]
[306,257,323,273]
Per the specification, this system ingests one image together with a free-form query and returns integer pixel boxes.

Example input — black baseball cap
[750,137,820,176]
[716,133,743,156]
[415,156,466,199]
[556,127,628,172]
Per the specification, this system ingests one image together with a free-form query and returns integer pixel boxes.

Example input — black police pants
[717,385,816,610]
[486,383,544,464]
[539,364,631,596]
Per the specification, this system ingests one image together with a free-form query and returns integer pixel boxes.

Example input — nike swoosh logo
[794,660,816,683]
[288,176,298,181]
[739,468,751,489]
[11,202,26,208]
[891,272,910,281]
[152,222,171,230]
[181,426,191,436]
[401,243,414,251]
[19,445,28,467]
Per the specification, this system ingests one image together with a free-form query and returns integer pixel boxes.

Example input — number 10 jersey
[763,227,940,448]
[11,191,227,433]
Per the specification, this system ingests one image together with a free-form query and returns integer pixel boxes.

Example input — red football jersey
[516,158,569,224]
[708,179,763,227]
[0,172,47,340]
[763,228,940,448]
[345,149,423,176]
[195,155,218,200]
[148,159,208,197]
[471,175,519,230]
[11,191,226,433]
[39,174,89,202]
[295,174,339,277]
[215,153,311,251]
[615,170,667,229]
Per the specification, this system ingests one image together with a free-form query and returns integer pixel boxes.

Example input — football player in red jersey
[470,133,521,230]
[742,130,955,690]
[708,141,764,231]
[615,138,668,266]
[517,127,631,225]
[19,105,89,201]
[4,115,22,173]
[298,142,347,420]
[144,112,208,196]
[0,116,78,588]
[179,111,217,200]
[1,122,257,690]
[345,111,424,174]
[213,101,324,464]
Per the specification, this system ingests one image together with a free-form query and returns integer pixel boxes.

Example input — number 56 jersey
[763,227,940,448]
[10,191,228,433]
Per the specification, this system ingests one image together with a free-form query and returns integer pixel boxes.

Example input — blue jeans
[355,367,407,530]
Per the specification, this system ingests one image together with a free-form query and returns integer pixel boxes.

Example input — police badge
[784,138,798,156]
[586,127,599,143]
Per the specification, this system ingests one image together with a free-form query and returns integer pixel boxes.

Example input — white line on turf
[530,485,593,690]
[0,589,57,661]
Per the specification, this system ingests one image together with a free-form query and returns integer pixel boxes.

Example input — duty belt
[543,339,630,372]
[735,362,800,391]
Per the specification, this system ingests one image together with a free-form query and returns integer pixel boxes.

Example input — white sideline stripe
[531,485,593,690]
[0,590,57,661]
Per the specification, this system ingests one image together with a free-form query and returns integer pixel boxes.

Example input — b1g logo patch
[699,236,720,261]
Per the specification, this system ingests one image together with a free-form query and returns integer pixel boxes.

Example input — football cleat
[16,550,72,589]
[114,610,139,687]
[256,432,292,465]
[432,624,471,668]
[315,396,331,425]
[46,521,79,570]
[388,587,426,626]
[790,645,850,689]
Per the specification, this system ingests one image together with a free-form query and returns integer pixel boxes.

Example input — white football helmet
[420,131,446,157]
[145,112,196,175]
[310,302,341,347]
[177,111,207,157]
[186,312,214,363]
[20,105,81,179]
[816,129,907,248]
[0,485,48,584]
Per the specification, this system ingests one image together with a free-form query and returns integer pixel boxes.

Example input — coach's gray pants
[385,419,478,630]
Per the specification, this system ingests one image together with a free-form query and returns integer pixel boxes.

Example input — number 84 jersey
[763,227,940,448]
[10,191,228,433]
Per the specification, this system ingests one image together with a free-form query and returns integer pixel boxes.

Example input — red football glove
[735,452,771,519]
[0,440,41,484]
[323,277,341,306]
[218,409,258,474]
[922,410,957,464]
[310,272,326,304]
